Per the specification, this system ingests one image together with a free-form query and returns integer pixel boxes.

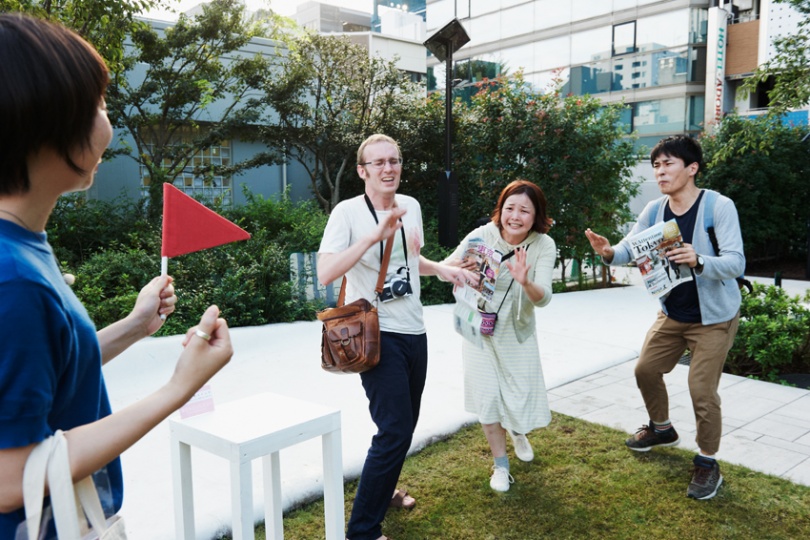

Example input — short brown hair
[0,13,109,195]
[356,134,401,165]
[491,179,552,234]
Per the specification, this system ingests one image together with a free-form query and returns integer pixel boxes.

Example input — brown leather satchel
[316,234,394,374]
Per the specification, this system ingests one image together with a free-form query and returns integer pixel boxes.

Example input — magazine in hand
[459,237,503,303]
[629,219,692,298]
[452,237,504,347]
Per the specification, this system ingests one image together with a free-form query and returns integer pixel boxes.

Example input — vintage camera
[379,267,413,303]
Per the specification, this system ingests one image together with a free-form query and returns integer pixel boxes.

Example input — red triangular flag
[161,183,250,257]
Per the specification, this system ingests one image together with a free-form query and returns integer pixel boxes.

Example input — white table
[169,392,344,539]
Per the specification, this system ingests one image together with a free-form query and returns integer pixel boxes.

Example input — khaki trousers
[635,311,740,455]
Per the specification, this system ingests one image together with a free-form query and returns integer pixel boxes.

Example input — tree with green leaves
[450,73,639,285]
[743,0,810,114]
[105,0,272,219]
[700,113,810,263]
[255,33,427,213]
[0,0,157,74]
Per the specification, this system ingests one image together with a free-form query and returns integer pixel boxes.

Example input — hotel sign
[704,6,729,131]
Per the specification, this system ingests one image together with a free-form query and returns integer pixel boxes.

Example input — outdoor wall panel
[726,20,759,76]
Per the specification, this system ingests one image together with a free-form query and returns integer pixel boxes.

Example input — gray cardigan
[609,189,745,325]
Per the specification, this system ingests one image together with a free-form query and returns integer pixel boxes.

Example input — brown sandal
[389,488,416,509]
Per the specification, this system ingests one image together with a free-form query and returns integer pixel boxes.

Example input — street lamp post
[424,18,470,248]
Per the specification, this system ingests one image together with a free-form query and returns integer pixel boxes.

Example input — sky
[144,0,375,21]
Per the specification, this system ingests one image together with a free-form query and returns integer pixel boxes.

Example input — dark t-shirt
[0,219,122,538]
[663,191,704,323]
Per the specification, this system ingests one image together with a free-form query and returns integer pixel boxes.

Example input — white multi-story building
[424,0,807,210]
[427,0,807,142]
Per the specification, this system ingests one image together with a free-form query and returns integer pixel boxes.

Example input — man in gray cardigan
[585,135,745,500]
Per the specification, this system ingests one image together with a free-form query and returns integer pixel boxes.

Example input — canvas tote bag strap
[335,232,395,307]
[21,430,113,540]
[21,434,56,540]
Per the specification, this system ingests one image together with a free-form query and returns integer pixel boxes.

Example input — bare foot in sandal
[389,488,416,509]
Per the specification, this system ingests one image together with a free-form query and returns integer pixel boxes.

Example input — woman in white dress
[445,180,556,492]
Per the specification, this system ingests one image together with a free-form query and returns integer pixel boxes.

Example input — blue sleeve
[0,280,70,449]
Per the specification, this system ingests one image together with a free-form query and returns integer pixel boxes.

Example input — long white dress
[447,223,556,433]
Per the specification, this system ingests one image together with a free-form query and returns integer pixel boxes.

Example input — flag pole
[160,256,168,320]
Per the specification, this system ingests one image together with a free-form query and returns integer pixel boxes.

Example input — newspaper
[451,237,505,347]
[629,218,692,298]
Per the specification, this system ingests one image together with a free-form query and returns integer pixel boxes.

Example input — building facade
[425,0,808,211]
[90,1,807,209]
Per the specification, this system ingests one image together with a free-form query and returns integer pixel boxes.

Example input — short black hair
[0,13,109,195]
[649,135,704,178]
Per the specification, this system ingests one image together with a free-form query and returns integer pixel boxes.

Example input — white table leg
[262,452,283,540]
[322,428,344,540]
[171,439,195,540]
[230,458,254,540]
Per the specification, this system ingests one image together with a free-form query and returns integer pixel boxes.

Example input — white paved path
[103,274,810,539]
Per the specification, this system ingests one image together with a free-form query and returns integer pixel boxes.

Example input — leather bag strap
[336,232,395,307]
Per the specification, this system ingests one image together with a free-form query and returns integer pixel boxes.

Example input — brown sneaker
[688,456,723,500]
[625,422,679,452]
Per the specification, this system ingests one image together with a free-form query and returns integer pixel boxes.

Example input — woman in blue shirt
[0,13,234,537]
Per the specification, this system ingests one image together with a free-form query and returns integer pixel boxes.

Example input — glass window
[613,21,636,56]
[562,60,613,96]
[535,35,570,71]
[457,0,470,19]
[632,97,687,135]
[636,10,690,51]
[532,67,571,94]
[534,0,573,31]
[468,11,501,48]
[614,0,661,9]
[688,95,705,131]
[571,26,612,64]
[572,0,613,20]
[499,43,535,74]
[140,136,234,206]
[502,2,534,38]
[690,8,709,44]
[426,0,454,31]
[617,104,633,134]
[611,47,692,91]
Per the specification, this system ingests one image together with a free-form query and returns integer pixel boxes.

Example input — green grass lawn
[222,415,810,540]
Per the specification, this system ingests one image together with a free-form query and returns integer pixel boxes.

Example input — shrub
[57,191,329,333]
[725,283,810,382]
[418,217,458,306]
[49,194,155,268]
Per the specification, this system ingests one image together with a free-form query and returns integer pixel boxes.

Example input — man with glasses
[585,135,745,501]
[318,134,473,540]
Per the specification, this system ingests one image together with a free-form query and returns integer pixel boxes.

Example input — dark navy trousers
[345,331,428,540]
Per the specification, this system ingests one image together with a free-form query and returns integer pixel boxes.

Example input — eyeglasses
[359,158,403,169]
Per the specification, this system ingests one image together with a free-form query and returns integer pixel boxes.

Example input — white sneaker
[509,430,534,462]
[490,465,514,492]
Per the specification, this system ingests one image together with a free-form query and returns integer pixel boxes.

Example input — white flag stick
[160,256,168,320]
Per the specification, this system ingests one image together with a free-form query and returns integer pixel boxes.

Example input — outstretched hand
[375,207,407,243]
[505,246,531,285]
[585,229,613,261]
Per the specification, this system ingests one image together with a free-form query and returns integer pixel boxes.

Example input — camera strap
[364,194,410,283]
[492,243,532,314]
